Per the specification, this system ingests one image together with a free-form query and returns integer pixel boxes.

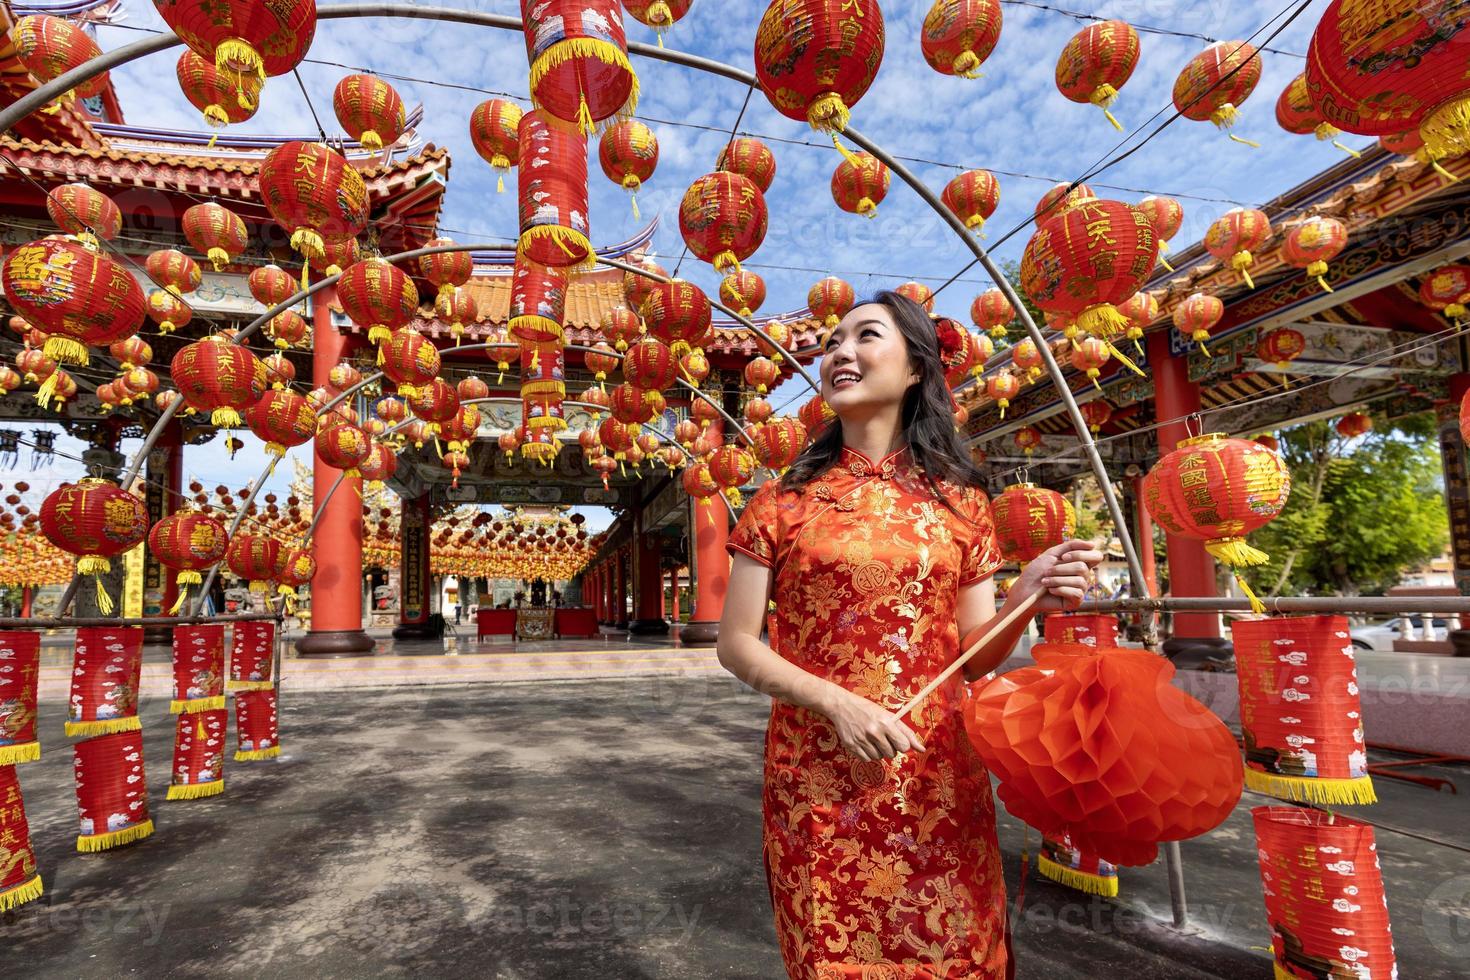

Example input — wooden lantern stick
[894,591,1042,722]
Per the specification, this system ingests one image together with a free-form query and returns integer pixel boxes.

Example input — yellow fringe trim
[1210,102,1240,129]
[527,36,639,134]
[65,715,141,738]
[1205,537,1270,567]
[167,779,224,801]
[170,695,225,714]
[77,819,154,853]
[0,874,42,913]
[1244,769,1378,806]
[235,745,280,762]
[1274,964,1294,980]
[1421,94,1470,161]
[951,50,982,79]
[204,104,229,126]
[359,129,383,152]
[215,38,264,78]
[1037,855,1119,897]
[227,679,273,692]
[0,742,39,765]
[43,335,89,366]
[807,91,851,134]
[517,225,596,270]
[207,247,230,272]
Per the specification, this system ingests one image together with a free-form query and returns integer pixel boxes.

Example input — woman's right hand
[820,687,927,761]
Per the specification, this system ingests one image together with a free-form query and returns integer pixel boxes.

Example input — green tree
[1251,412,1448,596]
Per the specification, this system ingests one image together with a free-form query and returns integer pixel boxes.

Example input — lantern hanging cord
[293,69,332,144]
[671,81,756,281]
[997,1,1306,58]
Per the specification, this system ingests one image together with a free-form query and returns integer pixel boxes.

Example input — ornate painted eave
[0,6,115,149]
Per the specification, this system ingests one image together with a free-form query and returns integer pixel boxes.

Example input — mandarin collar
[838,445,912,480]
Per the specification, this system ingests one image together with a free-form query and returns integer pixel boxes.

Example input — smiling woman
[716,290,1104,977]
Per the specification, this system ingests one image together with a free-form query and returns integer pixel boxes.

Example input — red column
[631,530,667,633]
[666,566,677,620]
[298,284,373,655]
[1132,475,1159,598]
[683,498,729,643]
[614,551,629,627]
[1148,330,1220,640]
[20,586,32,618]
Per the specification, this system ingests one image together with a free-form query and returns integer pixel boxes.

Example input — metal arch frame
[6,3,1185,924]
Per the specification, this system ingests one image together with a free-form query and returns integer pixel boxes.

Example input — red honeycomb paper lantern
[245,388,316,460]
[1055,19,1140,131]
[436,288,479,344]
[971,288,1014,340]
[146,290,192,337]
[177,50,259,128]
[146,248,201,297]
[182,202,248,272]
[809,276,855,329]
[1256,327,1306,375]
[679,171,768,273]
[584,342,621,388]
[336,257,419,346]
[1070,336,1111,389]
[225,532,281,593]
[1173,41,1262,144]
[1281,216,1349,293]
[410,377,461,428]
[599,119,659,219]
[941,168,1000,232]
[622,338,676,392]
[259,141,369,272]
[717,137,777,192]
[170,336,266,427]
[1143,433,1291,610]
[992,482,1073,562]
[380,328,441,398]
[986,371,1020,418]
[1116,290,1158,353]
[40,478,148,614]
[332,73,405,151]
[1171,292,1224,355]
[249,264,296,307]
[148,510,229,614]
[610,383,655,425]
[831,152,890,218]
[266,310,308,350]
[1420,263,1470,324]
[11,14,108,101]
[3,238,146,368]
[110,336,151,371]
[1136,195,1184,268]
[1205,207,1272,290]
[755,0,885,146]
[752,416,806,470]
[642,279,712,358]
[419,238,473,302]
[743,356,780,394]
[470,98,523,193]
[46,183,121,246]
[920,0,1001,79]
[1080,399,1112,433]
[719,269,766,318]
[457,375,490,403]
[523,0,638,135]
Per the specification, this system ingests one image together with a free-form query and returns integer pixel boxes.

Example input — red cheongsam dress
[727,446,1009,979]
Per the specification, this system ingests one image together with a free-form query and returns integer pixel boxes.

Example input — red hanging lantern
[1276,72,1359,156]
[1019,199,1155,366]
[754,0,885,146]
[1011,338,1045,385]
[177,50,260,128]
[168,708,227,800]
[234,688,280,760]
[1172,41,1263,145]
[1055,19,1140,131]
[1115,290,1157,354]
[145,290,191,337]
[517,109,594,269]
[1306,0,1470,161]
[470,98,524,193]
[970,288,1013,340]
[895,280,935,312]
[436,289,479,345]
[1420,263,1470,325]
[679,171,768,272]
[419,237,473,304]
[623,0,692,44]
[309,236,360,279]
[170,335,267,427]
[484,326,521,384]
[830,152,890,218]
[965,644,1242,866]
[249,264,297,308]
[599,120,659,220]
[808,276,855,329]
[245,388,315,461]
[1205,207,1273,289]
[154,0,316,94]
[709,444,755,494]
[941,168,1000,232]
[357,441,398,494]
[1069,336,1111,389]
[1256,327,1306,376]
[411,377,461,428]
[717,137,777,192]
[610,383,655,425]
[798,393,835,440]
[1034,181,1096,221]
[263,352,295,390]
[146,248,202,297]
[148,510,229,614]
[441,405,483,454]
[66,625,141,740]
[719,269,766,318]
[1143,432,1291,611]
[0,631,41,767]
[457,375,490,404]
[11,15,108,103]
[1171,291,1224,355]
[622,253,666,309]
[1136,195,1184,269]
[182,202,248,272]
[1335,411,1372,439]
[225,533,281,593]
[682,462,721,519]
[332,73,405,151]
[40,478,148,614]
[1013,425,1043,456]
[266,309,308,350]
[642,279,712,358]
[1251,807,1396,980]
[744,396,774,426]
[920,0,1001,79]
[761,320,793,365]
[1079,399,1112,434]
[336,256,420,346]
[986,371,1020,418]
[523,0,638,135]
[73,729,154,852]
[993,483,1074,562]
[680,350,712,390]
[599,307,643,353]
[3,238,146,368]
[1233,617,1376,805]
[622,338,677,392]
[259,141,370,273]
[583,342,621,388]
[509,259,569,346]
[1281,216,1349,293]
[46,184,122,247]
[380,328,441,398]
[743,356,780,395]
[752,416,807,470]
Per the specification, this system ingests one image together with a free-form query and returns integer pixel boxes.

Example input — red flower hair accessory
[934,316,965,365]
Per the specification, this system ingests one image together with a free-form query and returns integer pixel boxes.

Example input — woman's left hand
[1010,538,1106,612]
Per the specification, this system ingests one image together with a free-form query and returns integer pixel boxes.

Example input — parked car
[1349,617,1450,651]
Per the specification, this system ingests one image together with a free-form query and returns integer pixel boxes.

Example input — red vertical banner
[228,621,275,691]
[0,764,42,910]
[171,624,226,713]
[73,730,153,851]
[0,631,41,764]
[67,626,144,737]
[235,689,280,762]
[168,709,227,800]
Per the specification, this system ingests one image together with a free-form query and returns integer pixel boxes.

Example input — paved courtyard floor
[2,672,1467,978]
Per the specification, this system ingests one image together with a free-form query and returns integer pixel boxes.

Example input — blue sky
[23,0,1350,531]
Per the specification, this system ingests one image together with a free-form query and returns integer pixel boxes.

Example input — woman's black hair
[780,290,983,512]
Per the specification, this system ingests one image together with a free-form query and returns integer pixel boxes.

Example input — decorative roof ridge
[0,135,448,178]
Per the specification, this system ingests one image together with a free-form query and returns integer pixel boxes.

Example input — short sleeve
[958,488,1003,586]
[727,480,781,568]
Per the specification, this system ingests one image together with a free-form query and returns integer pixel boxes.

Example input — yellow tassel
[1331,139,1361,158]
[1103,340,1145,377]
[1206,537,1270,567]
[360,129,383,152]
[0,742,40,765]
[1244,768,1377,805]
[1316,275,1333,293]
[0,875,43,913]
[1037,855,1119,897]
[1431,159,1460,183]
[1228,133,1261,148]
[527,36,640,133]
[1234,572,1266,615]
[1420,94,1470,161]
[951,51,983,79]
[227,679,273,692]
[43,335,89,366]
[630,193,641,221]
[77,819,154,852]
[806,91,852,135]
[1211,103,1240,129]
[1159,254,1175,272]
[1232,251,1256,290]
[167,779,224,801]
[211,407,242,428]
[34,372,60,410]
[830,132,863,168]
[1101,107,1123,132]
[65,715,142,738]
[516,225,596,270]
[235,745,281,762]
[169,695,225,714]
[208,247,230,271]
